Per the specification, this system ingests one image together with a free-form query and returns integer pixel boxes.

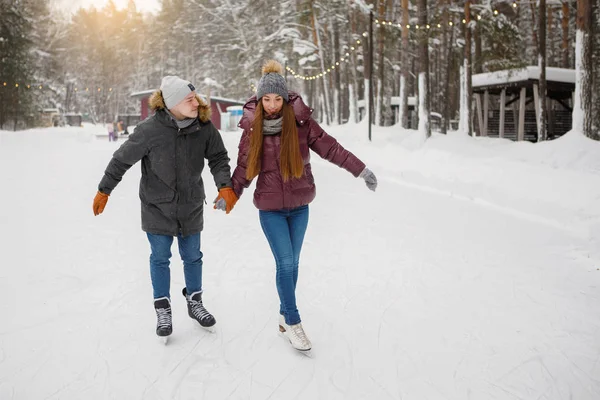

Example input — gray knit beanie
[160,75,196,109]
[256,60,289,102]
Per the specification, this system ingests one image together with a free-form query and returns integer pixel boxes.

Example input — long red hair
[245,101,304,182]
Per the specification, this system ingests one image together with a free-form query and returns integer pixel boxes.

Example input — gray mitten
[359,167,377,192]
[214,197,226,211]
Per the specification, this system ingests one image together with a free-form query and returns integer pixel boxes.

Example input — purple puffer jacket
[231,92,366,211]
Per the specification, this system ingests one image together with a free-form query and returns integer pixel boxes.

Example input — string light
[285,32,367,80]
[0,82,136,92]
[286,0,514,82]
[373,4,514,31]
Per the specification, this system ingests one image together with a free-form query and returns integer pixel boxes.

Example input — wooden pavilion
[472,67,575,142]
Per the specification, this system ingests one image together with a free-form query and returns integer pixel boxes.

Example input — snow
[357,96,416,109]
[472,66,576,88]
[1,123,600,399]
[293,39,317,56]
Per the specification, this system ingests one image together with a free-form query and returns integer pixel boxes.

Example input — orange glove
[93,191,109,216]
[213,187,238,214]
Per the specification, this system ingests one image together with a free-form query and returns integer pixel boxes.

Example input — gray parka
[98,92,232,237]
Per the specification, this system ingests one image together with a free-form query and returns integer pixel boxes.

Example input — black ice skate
[182,288,216,329]
[154,297,172,344]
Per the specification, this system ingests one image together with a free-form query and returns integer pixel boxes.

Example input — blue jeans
[146,232,203,299]
[259,205,309,325]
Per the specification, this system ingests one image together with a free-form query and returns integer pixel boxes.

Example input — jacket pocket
[141,176,175,204]
[191,186,206,202]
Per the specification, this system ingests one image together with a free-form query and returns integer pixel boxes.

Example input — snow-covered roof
[472,67,575,88]
[130,89,244,105]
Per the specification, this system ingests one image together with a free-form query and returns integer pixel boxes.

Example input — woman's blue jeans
[259,205,309,325]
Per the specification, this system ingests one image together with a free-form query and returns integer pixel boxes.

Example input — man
[92,76,238,341]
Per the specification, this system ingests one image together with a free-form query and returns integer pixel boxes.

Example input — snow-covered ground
[1,122,599,399]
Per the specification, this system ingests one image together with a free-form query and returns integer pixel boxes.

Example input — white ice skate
[278,315,312,352]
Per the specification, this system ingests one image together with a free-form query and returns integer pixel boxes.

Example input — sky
[54,0,161,14]
[1,120,600,399]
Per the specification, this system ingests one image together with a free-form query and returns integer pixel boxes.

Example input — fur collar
[148,90,211,123]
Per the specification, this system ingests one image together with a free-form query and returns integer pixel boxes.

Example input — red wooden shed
[130,89,245,130]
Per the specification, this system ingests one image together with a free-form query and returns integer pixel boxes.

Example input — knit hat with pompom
[256,60,288,102]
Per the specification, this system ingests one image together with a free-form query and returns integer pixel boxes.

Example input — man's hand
[213,187,238,214]
[93,191,109,215]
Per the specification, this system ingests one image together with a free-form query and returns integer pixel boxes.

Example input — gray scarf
[263,117,283,135]
[166,109,196,129]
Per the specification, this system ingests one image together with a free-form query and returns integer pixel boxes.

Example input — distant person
[218,60,377,352]
[92,76,237,342]
[106,123,115,141]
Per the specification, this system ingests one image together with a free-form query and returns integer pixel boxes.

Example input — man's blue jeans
[146,232,203,299]
[259,205,309,326]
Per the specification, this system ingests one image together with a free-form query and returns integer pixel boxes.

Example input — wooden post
[475,93,483,136]
[533,83,541,135]
[499,89,506,138]
[518,87,526,141]
[483,90,489,136]
[512,101,518,138]
[547,97,554,138]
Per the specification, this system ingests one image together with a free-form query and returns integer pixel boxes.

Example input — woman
[217,60,377,351]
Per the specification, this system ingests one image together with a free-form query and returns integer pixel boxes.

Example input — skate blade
[159,335,170,345]
[278,331,313,356]
[200,324,216,334]
[297,349,313,357]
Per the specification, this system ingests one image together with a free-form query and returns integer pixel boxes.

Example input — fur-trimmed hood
[148,90,212,123]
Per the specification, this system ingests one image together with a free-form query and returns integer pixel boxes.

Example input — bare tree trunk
[474,18,483,74]
[574,0,596,139]
[399,0,409,128]
[539,0,548,141]
[527,2,539,65]
[443,0,453,133]
[348,6,360,123]
[376,0,387,126]
[463,0,473,136]
[417,0,430,139]
[309,0,331,124]
[548,6,555,66]
[594,1,600,136]
[562,1,570,68]
[363,11,372,125]
[330,12,341,125]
